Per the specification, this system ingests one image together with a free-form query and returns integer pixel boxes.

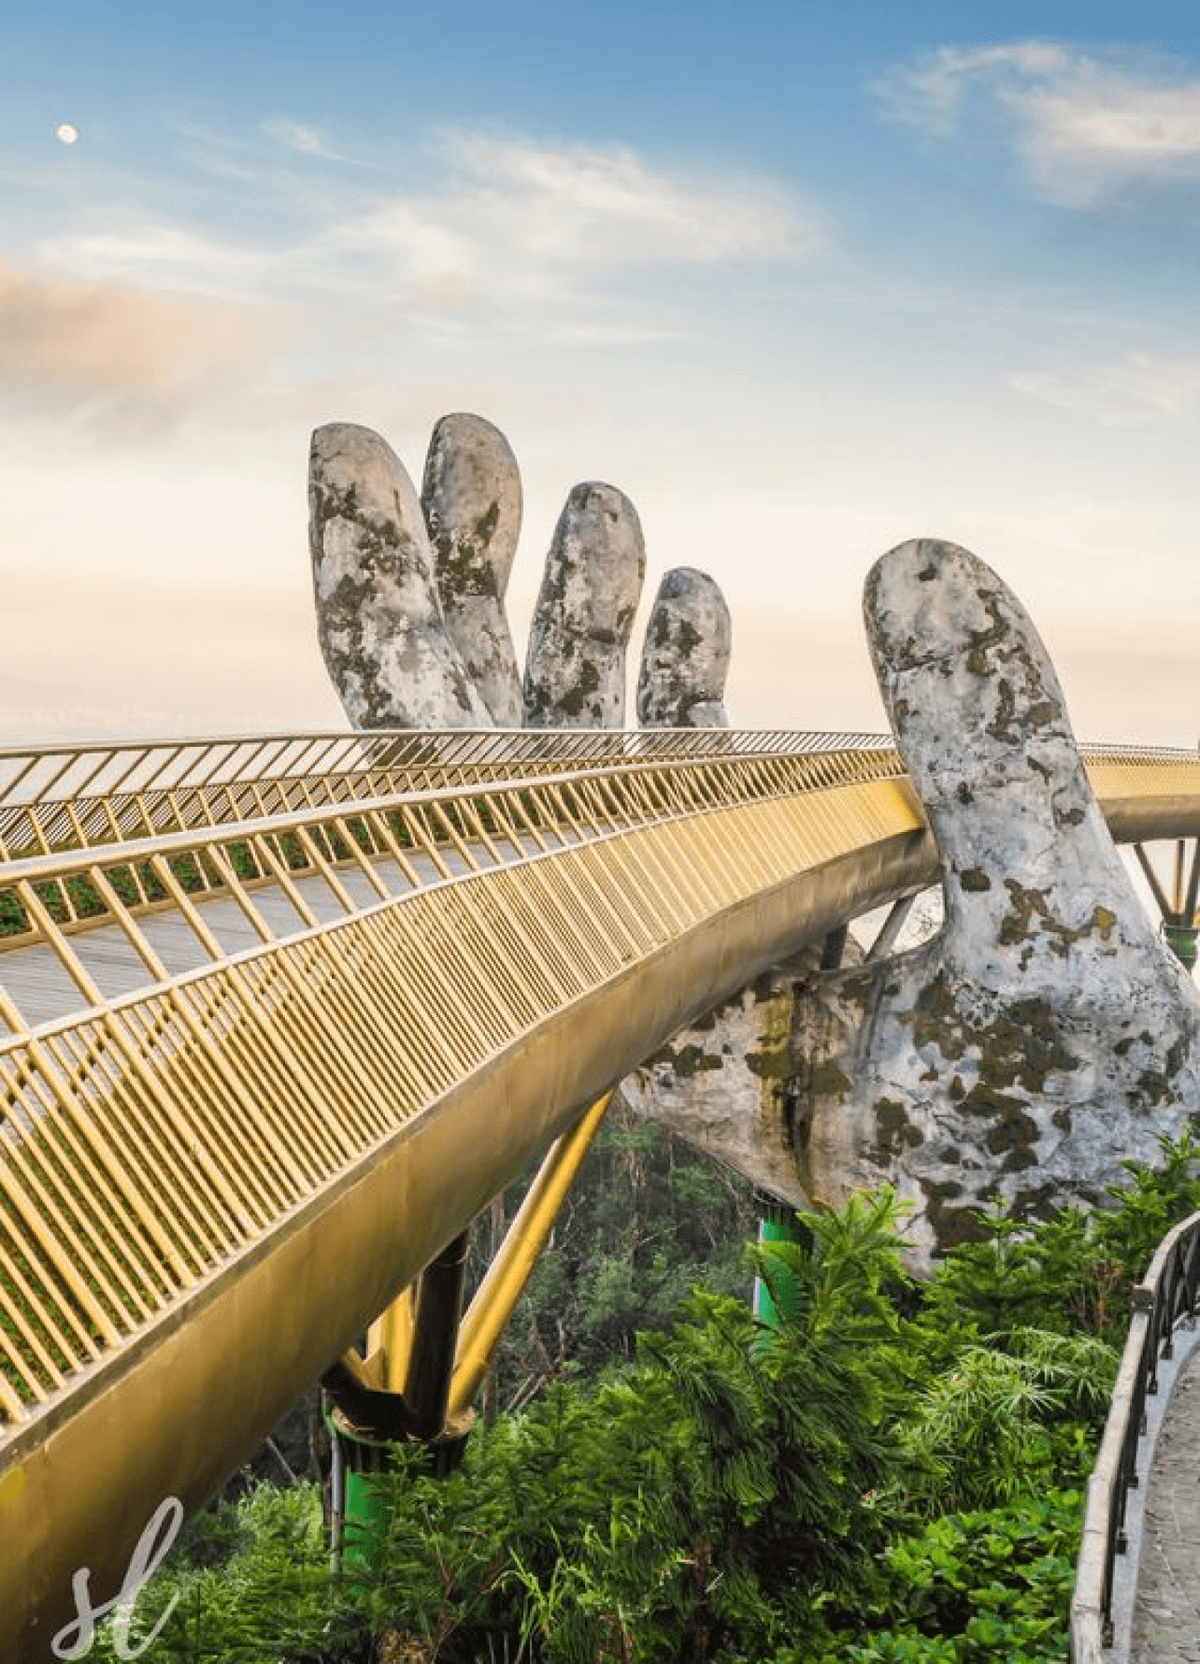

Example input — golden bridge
[1,729,1199,1658]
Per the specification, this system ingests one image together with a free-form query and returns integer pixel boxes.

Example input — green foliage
[803,1490,1079,1663]
[84,1133,1200,1662]
[471,1100,758,1393]
[82,1485,359,1664]
[899,1327,1115,1511]
[923,1130,1200,1346]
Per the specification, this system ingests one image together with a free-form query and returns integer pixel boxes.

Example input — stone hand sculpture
[311,422,1193,1274]
[309,416,730,733]
[789,539,1200,1265]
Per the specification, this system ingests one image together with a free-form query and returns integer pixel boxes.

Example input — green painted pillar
[328,1415,396,1571]
[1165,923,1199,971]
[324,1231,473,1574]
[326,1405,471,1574]
[752,1197,801,1328]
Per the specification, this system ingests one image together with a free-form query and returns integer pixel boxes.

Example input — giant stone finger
[421,413,524,728]
[309,422,488,729]
[523,483,646,729]
[636,567,731,729]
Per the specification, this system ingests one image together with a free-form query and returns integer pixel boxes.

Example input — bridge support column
[324,1236,475,1570]
[1166,923,1200,970]
[447,1092,612,1420]
[752,1196,802,1328]
[402,1232,471,1440]
[819,924,849,972]
[1133,841,1200,972]
[324,1094,613,1568]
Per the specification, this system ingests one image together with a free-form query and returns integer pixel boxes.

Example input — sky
[4,1,1200,746]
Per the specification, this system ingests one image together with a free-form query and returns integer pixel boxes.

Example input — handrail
[3,736,1193,1044]
[0,754,934,1651]
[0,747,928,1422]
[1071,1207,1200,1661]
[0,729,1194,862]
[0,729,893,858]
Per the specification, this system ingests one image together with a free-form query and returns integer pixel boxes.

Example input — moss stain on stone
[873,1097,924,1157]
[918,1177,984,1250]
[808,1059,853,1099]
[665,1043,725,1079]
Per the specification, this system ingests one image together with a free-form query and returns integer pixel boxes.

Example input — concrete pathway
[1131,1342,1200,1661]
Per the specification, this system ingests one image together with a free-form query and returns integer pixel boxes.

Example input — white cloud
[29,126,821,335]
[1007,350,1200,425]
[323,129,823,307]
[0,255,290,443]
[40,223,274,293]
[876,41,1200,201]
[262,118,353,163]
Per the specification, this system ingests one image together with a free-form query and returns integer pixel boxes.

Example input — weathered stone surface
[623,973,798,1196]
[309,422,488,729]
[622,950,844,1193]
[523,484,646,728]
[421,414,524,728]
[789,539,1200,1266]
[636,567,732,728]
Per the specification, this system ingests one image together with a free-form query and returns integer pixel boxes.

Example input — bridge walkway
[0,829,563,1030]
[1130,1341,1200,1662]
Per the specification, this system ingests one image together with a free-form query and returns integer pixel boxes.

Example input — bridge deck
[0,838,553,1028]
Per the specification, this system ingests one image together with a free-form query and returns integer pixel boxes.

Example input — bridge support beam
[448,1092,612,1420]
[1133,840,1200,970]
[403,1232,471,1440]
[364,1288,413,1393]
[324,1233,474,1448]
[324,1094,613,1568]
[325,1235,475,1569]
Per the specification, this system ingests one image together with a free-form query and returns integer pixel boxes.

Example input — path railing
[1071,1207,1200,1661]
[1,729,1194,863]
[0,729,893,859]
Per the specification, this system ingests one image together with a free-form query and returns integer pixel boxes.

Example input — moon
[55,124,79,146]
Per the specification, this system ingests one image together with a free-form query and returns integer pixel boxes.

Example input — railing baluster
[1072,1207,1200,1659]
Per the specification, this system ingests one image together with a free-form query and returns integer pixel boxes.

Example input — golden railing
[0,729,892,859]
[0,744,918,1413]
[1,727,1195,862]
[3,738,1200,1417]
